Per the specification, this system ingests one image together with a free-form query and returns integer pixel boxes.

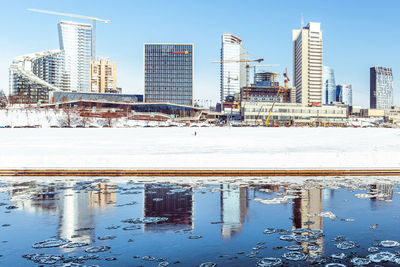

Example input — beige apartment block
[90,59,117,93]
[293,22,323,106]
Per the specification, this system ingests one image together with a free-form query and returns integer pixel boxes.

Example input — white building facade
[58,21,92,93]
[220,33,246,102]
[293,22,323,106]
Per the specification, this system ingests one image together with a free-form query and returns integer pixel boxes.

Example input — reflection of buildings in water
[88,183,117,208]
[8,182,59,213]
[292,188,323,255]
[220,184,249,239]
[59,182,116,245]
[8,181,116,247]
[370,184,393,201]
[322,189,334,200]
[143,184,193,231]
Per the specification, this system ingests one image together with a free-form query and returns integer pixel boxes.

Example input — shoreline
[2,169,400,176]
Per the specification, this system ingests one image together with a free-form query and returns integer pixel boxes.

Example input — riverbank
[1,127,400,170]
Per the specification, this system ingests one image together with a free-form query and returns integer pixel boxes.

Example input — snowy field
[1,127,400,169]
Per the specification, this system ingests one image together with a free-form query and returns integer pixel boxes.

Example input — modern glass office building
[58,21,92,93]
[144,44,193,106]
[220,33,245,102]
[370,67,393,110]
[336,84,352,106]
[322,66,336,104]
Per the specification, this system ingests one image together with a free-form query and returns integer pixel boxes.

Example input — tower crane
[265,68,291,126]
[213,53,264,101]
[27,8,110,60]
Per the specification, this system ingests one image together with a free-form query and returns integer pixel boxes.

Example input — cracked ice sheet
[0,127,400,169]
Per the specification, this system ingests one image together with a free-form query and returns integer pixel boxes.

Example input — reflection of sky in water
[0,179,399,266]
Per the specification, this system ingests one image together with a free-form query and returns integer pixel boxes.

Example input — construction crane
[213,53,264,101]
[28,8,110,60]
[265,68,291,126]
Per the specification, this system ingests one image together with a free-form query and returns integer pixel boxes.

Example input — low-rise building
[360,109,385,118]
[242,102,348,126]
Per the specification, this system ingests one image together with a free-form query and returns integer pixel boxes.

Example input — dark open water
[0,177,400,266]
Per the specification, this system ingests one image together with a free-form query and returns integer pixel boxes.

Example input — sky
[1,0,400,108]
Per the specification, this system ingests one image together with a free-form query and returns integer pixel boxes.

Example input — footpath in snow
[1,127,400,169]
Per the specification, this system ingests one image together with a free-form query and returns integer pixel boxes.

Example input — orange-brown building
[90,59,117,93]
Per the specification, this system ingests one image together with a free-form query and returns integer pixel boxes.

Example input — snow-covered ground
[1,127,399,169]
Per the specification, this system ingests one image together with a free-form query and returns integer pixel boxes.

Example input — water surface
[0,176,400,266]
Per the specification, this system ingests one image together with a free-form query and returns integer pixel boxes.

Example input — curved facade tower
[220,33,246,102]
[322,66,336,104]
[9,50,65,103]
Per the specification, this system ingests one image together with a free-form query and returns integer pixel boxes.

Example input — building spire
[301,13,304,28]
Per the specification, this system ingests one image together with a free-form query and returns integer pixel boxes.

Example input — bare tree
[103,110,118,127]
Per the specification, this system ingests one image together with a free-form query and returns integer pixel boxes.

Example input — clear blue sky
[1,0,399,107]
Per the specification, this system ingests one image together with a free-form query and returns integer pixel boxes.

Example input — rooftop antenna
[301,13,304,28]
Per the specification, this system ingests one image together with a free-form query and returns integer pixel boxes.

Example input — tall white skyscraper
[58,21,92,92]
[220,33,246,102]
[292,22,323,106]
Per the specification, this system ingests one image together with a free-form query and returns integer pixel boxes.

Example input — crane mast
[28,8,110,60]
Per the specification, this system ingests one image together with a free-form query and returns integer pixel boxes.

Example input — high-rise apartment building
[220,33,246,102]
[144,44,193,106]
[322,66,336,104]
[58,21,92,93]
[370,67,393,110]
[9,50,65,103]
[292,22,323,106]
[336,84,352,106]
[90,59,117,93]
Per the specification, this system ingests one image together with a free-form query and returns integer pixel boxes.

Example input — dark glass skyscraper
[370,67,393,110]
[144,44,193,106]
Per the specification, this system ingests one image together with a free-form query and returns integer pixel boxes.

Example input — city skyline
[1,0,400,108]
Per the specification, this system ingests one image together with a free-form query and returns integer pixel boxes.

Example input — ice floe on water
[284,244,303,251]
[351,257,371,265]
[256,257,282,266]
[379,240,400,247]
[335,241,356,250]
[199,262,217,267]
[330,253,346,260]
[368,251,396,263]
[23,253,63,264]
[282,251,307,261]
[32,238,70,249]
[319,211,338,220]
[121,217,168,224]
[84,246,111,253]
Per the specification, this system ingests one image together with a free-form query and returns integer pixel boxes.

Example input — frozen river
[0,127,400,169]
[0,176,400,266]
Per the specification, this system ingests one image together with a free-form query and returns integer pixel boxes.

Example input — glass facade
[9,50,64,103]
[220,33,246,102]
[322,66,336,104]
[144,44,193,106]
[58,21,92,93]
[336,84,352,106]
[370,67,393,110]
